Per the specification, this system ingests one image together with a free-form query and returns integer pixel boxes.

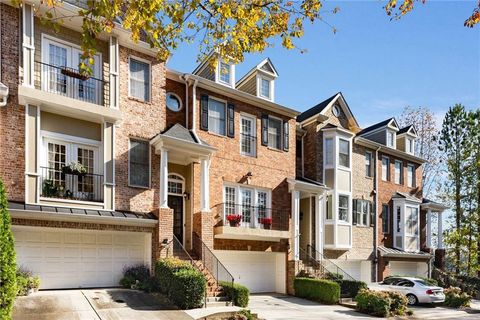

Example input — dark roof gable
[297,92,339,122]
[357,118,395,136]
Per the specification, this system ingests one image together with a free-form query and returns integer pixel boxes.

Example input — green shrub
[325,272,344,280]
[155,258,193,294]
[237,309,255,320]
[119,264,151,289]
[0,179,17,320]
[444,287,471,308]
[16,274,29,296]
[335,279,368,298]
[294,277,340,304]
[355,289,408,317]
[220,281,250,307]
[169,268,206,309]
[16,268,40,296]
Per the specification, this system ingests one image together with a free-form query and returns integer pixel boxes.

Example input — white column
[22,4,35,87]
[314,193,323,259]
[109,36,120,108]
[159,148,169,208]
[292,190,300,261]
[426,209,432,248]
[437,211,444,249]
[200,158,210,212]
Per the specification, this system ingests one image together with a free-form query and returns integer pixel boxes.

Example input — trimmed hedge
[0,178,17,320]
[335,279,368,298]
[294,278,340,304]
[444,287,471,308]
[220,281,250,307]
[155,258,205,309]
[355,289,407,317]
[120,264,151,290]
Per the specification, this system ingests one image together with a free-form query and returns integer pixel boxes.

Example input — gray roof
[358,118,395,136]
[8,201,157,220]
[378,246,432,258]
[297,92,339,122]
[392,191,422,203]
[158,124,211,146]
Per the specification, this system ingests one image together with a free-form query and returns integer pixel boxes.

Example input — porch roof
[391,192,422,203]
[421,198,449,211]
[378,246,433,259]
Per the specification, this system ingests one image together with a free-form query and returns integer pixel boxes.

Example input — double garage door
[214,250,286,294]
[13,226,151,289]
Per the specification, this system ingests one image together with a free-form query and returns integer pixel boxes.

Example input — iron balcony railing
[40,166,104,202]
[34,61,109,106]
[193,232,234,286]
[217,203,289,231]
[240,133,257,157]
[305,244,356,281]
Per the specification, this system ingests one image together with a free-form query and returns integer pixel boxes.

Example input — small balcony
[39,166,104,203]
[34,61,109,107]
[214,203,290,241]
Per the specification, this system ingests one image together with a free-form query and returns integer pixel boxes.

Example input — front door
[168,195,184,244]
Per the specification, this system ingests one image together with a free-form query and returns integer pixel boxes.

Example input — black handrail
[34,60,109,106]
[192,232,235,288]
[306,244,356,281]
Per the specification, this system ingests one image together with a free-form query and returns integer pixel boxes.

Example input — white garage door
[330,260,372,283]
[214,251,286,293]
[390,261,428,278]
[13,226,151,289]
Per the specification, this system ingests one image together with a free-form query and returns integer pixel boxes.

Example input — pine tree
[0,178,17,320]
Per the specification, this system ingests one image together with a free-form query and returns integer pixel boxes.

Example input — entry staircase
[299,245,356,281]
[166,234,234,307]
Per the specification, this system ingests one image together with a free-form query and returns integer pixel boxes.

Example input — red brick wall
[376,151,423,248]
[0,4,24,202]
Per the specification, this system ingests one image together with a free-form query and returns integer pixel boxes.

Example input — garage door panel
[13,226,151,289]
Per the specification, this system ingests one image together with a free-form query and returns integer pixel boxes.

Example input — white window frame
[267,115,283,150]
[406,138,415,155]
[259,76,273,100]
[324,138,334,167]
[356,199,369,227]
[407,163,415,188]
[240,113,257,157]
[207,96,227,136]
[128,138,151,189]
[382,156,390,181]
[365,151,373,177]
[223,183,272,228]
[216,60,235,87]
[394,160,403,185]
[338,194,350,223]
[405,205,419,236]
[166,92,183,112]
[338,138,350,169]
[386,130,396,148]
[128,55,152,102]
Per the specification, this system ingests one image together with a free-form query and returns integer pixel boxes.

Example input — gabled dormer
[236,58,278,102]
[192,52,236,88]
[397,125,417,155]
[358,118,399,148]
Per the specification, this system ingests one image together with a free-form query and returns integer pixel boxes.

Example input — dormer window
[260,78,271,99]
[236,58,277,101]
[219,61,231,85]
[406,138,415,155]
[386,130,395,148]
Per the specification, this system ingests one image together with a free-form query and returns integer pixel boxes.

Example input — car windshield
[382,278,399,285]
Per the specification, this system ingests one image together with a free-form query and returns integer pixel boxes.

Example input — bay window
[406,206,419,236]
[325,138,333,166]
[339,139,350,167]
[338,195,349,222]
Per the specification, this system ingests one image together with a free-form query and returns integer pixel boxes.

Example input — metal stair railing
[304,244,357,281]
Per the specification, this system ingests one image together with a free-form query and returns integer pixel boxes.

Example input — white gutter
[0,6,8,107]
[355,136,426,164]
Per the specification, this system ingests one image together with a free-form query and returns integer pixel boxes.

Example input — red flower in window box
[260,217,272,229]
[226,214,242,227]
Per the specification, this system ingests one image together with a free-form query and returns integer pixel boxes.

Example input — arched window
[168,173,184,195]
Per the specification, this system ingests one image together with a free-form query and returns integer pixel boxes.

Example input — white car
[369,277,445,305]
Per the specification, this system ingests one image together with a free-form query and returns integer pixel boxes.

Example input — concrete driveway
[13,289,192,320]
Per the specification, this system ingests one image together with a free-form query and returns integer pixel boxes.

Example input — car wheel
[406,294,418,306]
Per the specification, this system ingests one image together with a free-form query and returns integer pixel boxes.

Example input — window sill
[354,224,371,228]
[365,176,374,180]
[338,165,351,171]
[240,153,257,158]
[127,96,151,104]
[267,147,283,153]
[128,184,151,190]
[207,131,228,139]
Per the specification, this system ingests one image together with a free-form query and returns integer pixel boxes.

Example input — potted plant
[62,161,87,176]
[42,179,59,197]
[60,66,90,81]
[226,214,242,227]
[261,217,272,229]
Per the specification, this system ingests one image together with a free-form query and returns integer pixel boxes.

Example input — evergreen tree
[0,178,17,320]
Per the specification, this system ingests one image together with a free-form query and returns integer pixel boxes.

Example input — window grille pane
[339,139,350,167]
[130,59,150,101]
[208,98,226,135]
[261,78,270,98]
[268,118,282,149]
[219,62,230,84]
[129,139,149,187]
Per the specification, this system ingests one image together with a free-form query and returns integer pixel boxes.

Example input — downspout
[0,6,9,107]
[301,130,307,178]
[190,78,201,142]
[373,146,381,282]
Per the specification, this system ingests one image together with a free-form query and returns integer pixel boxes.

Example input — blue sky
[167,0,480,128]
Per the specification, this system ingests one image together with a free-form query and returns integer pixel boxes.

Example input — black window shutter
[200,94,209,131]
[370,201,375,227]
[283,121,289,151]
[352,199,357,225]
[227,103,235,138]
[261,114,269,146]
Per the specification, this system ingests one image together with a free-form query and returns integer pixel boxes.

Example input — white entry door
[13,226,151,289]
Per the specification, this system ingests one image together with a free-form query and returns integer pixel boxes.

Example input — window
[208,98,226,135]
[387,131,395,148]
[406,138,414,154]
[166,92,182,112]
[396,206,401,233]
[240,115,256,157]
[338,195,349,222]
[332,105,340,117]
[339,139,350,167]
[268,117,282,149]
[382,157,390,181]
[260,78,270,99]
[219,62,231,84]
[129,139,150,187]
[407,164,415,187]
[224,186,236,216]
[326,194,333,220]
[325,138,333,166]
[394,161,403,184]
[356,200,369,226]
[406,206,419,236]
[129,58,150,101]
[365,152,372,177]
[382,204,390,233]
[167,174,184,195]
[223,185,271,227]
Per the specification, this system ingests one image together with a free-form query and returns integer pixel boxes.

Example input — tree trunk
[455,178,461,274]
